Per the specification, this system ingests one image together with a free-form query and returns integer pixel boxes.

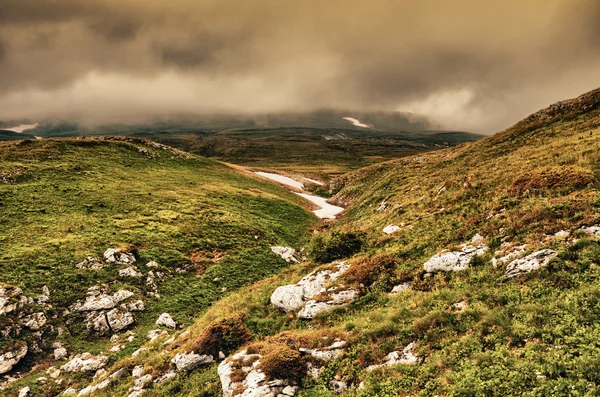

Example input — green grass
[0,137,317,395]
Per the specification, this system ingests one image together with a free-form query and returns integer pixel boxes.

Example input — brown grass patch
[508,165,595,196]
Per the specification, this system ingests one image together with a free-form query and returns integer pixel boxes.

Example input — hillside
[0,137,317,396]
[3,87,600,397]
[0,130,35,141]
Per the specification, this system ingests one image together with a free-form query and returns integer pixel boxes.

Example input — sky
[0,0,599,133]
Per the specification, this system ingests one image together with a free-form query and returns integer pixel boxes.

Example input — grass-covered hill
[23,87,600,397]
[7,115,483,177]
[0,137,318,395]
[0,130,35,141]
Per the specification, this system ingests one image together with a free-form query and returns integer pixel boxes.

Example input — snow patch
[255,172,304,189]
[343,117,371,128]
[295,192,344,219]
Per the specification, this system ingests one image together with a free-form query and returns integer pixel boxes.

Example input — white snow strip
[255,172,304,189]
[302,177,324,186]
[343,117,371,128]
[295,192,344,219]
[3,123,38,133]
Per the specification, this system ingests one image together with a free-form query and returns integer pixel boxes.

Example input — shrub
[259,343,304,381]
[342,255,397,287]
[307,231,366,263]
[508,166,595,196]
[190,313,252,357]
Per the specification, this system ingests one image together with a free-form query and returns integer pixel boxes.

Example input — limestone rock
[132,365,145,378]
[297,289,358,320]
[23,312,47,330]
[119,266,143,278]
[0,285,23,315]
[504,249,558,278]
[424,237,488,273]
[171,352,214,372]
[156,313,177,328]
[367,342,418,371]
[85,308,134,333]
[382,225,401,235]
[103,248,136,265]
[75,257,104,270]
[271,262,350,313]
[61,353,108,373]
[271,246,299,263]
[0,344,27,374]
[54,347,68,360]
[18,386,30,397]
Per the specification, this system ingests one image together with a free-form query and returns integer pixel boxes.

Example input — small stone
[54,347,68,360]
[171,352,214,372]
[383,225,401,235]
[132,365,145,378]
[18,386,30,397]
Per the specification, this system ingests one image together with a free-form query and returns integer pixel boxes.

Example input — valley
[1,87,600,397]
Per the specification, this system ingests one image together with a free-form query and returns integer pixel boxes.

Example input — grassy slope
[0,137,317,396]
[72,88,600,397]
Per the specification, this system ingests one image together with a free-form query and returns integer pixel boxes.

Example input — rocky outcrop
[271,262,355,319]
[0,344,28,374]
[119,266,143,278]
[22,312,47,330]
[218,350,297,397]
[423,235,488,273]
[271,246,299,263]
[367,342,418,371]
[0,286,29,316]
[297,289,359,319]
[103,248,136,265]
[75,257,105,270]
[71,286,140,334]
[504,249,558,278]
[491,244,527,268]
[171,352,214,372]
[156,313,177,328]
[61,353,108,373]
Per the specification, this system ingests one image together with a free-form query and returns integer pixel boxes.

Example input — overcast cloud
[0,0,599,133]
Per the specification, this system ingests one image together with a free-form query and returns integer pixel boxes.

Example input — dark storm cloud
[0,0,599,132]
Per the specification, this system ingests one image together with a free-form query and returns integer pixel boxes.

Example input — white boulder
[156,313,177,328]
[382,225,401,235]
[103,248,136,265]
[61,353,108,373]
[0,344,28,374]
[424,237,488,273]
[171,352,214,372]
[271,246,299,263]
[367,342,418,371]
[504,249,558,278]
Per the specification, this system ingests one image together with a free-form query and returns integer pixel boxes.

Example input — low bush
[259,343,305,382]
[307,231,366,263]
[190,313,252,357]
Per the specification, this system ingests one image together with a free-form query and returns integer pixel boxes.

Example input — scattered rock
[171,352,214,372]
[218,350,296,397]
[156,313,177,329]
[424,236,488,273]
[75,257,104,270]
[23,312,47,330]
[155,370,178,384]
[297,289,358,319]
[0,344,28,375]
[85,308,134,333]
[145,261,159,268]
[132,374,153,391]
[504,249,558,278]
[367,342,418,371]
[581,225,600,238]
[453,301,467,311]
[119,267,143,278]
[61,353,108,373]
[271,262,350,313]
[299,341,347,362]
[54,347,68,360]
[492,244,527,268]
[132,348,146,357]
[18,386,30,397]
[132,365,145,378]
[147,329,168,341]
[390,282,412,294]
[103,248,136,265]
[271,246,300,263]
[0,285,24,315]
[382,225,401,235]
